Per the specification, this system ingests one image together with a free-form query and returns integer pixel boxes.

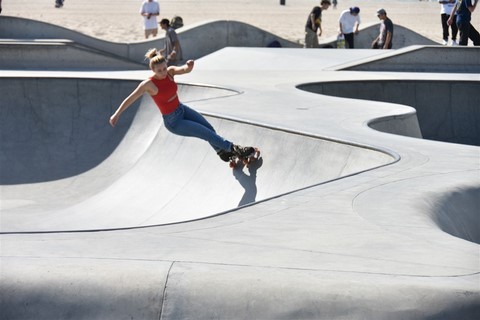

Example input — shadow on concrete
[432,186,480,244]
[232,157,264,207]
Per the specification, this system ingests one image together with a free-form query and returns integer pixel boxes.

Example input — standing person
[448,0,479,46]
[140,0,160,39]
[159,19,183,66]
[371,8,394,49]
[304,0,331,48]
[439,0,458,45]
[109,49,255,162]
[332,0,338,10]
[338,6,361,49]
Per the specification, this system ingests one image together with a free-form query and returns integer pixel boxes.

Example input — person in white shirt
[439,0,458,45]
[338,6,361,48]
[140,0,160,39]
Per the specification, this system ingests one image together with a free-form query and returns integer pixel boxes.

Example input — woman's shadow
[232,157,263,207]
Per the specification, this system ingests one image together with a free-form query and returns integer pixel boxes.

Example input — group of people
[305,0,478,49]
[304,0,392,49]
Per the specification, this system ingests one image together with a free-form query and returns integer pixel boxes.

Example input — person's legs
[305,28,318,48]
[450,14,458,43]
[162,104,232,152]
[144,28,157,39]
[468,23,480,46]
[344,33,354,48]
[441,13,449,43]
[457,20,470,46]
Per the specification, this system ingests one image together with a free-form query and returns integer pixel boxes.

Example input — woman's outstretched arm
[168,60,194,76]
[109,81,148,127]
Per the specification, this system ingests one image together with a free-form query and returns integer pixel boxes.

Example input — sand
[3,0,480,45]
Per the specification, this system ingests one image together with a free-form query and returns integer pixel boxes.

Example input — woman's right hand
[109,114,119,127]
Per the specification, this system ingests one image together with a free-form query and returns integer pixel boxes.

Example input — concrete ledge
[298,79,480,146]
[331,45,480,73]
[0,16,299,64]
[0,39,145,70]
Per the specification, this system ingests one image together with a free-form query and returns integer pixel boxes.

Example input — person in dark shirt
[305,0,332,48]
[371,8,394,49]
[448,0,479,46]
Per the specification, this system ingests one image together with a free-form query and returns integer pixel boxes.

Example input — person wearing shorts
[140,0,160,39]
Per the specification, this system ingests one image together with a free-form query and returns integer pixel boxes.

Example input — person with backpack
[159,18,183,66]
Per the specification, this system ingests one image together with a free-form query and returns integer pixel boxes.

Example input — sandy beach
[3,0,480,45]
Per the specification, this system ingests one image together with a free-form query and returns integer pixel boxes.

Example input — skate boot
[232,145,255,158]
[217,149,234,162]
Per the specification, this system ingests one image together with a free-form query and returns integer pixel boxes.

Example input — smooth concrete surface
[1,29,479,320]
[0,40,145,70]
[333,45,480,73]
[0,76,393,232]
[299,79,480,146]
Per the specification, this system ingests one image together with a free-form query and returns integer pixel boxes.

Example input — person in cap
[371,8,394,49]
[304,0,332,48]
[338,6,361,48]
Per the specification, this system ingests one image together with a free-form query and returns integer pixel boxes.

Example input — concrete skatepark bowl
[0,18,479,320]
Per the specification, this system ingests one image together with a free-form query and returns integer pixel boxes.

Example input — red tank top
[149,75,180,115]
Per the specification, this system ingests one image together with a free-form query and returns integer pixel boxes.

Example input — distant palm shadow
[232,157,263,207]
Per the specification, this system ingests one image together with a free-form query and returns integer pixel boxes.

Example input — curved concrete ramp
[0,77,393,233]
[298,79,480,146]
[0,16,299,65]
[1,47,478,320]
[0,39,145,70]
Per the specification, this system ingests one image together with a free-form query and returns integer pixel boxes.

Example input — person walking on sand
[439,0,458,45]
[371,8,393,49]
[109,49,255,162]
[448,0,479,46]
[159,18,183,66]
[304,0,331,48]
[140,0,160,39]
[338,6,361,49]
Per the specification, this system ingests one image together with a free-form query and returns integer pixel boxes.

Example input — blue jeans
[162,103,232,152]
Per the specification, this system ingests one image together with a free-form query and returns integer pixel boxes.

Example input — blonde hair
[145,48,166,69]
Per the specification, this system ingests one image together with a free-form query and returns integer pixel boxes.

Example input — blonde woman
[109,49,254,162]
